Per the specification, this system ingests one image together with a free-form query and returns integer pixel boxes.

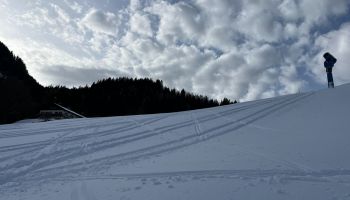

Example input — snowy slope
[1,84,350,200]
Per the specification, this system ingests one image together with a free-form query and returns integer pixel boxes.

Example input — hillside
[0,41,44,124]
[0,41,230,124]
[0,83,349,199]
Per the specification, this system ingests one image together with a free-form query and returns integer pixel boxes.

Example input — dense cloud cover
[0,0,350,101]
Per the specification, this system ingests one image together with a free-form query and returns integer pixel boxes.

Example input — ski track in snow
[191,111,202,136]
[49,169,350,183]
[0,95,298,174]
[0,92,318,189]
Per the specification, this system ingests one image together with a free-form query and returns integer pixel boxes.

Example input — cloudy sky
[1,0,350,101]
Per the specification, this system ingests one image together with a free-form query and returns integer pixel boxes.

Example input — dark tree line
[0,41,236,124]
[43,77,234,118]
[0,41,44,124]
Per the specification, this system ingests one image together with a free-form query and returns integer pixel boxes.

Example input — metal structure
[39,103,85,120]
[323,52,337,88]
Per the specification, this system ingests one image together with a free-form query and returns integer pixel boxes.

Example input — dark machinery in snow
[323,52,337,88]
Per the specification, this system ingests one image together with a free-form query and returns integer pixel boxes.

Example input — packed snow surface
[1,84,350,200]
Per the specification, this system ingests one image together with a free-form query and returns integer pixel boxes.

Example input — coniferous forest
[0,41,235,124]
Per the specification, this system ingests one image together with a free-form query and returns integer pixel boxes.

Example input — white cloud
[18,7,55,28]
[51,3,70,23]
[236,1,283,43]
[278,0,301,22]
[300,0,349,24]
[64,0,83,14]
[279,64,306,95]
[13,3,85,45]
[130,0,142,11]
[284,23,298,39]
[129,12,153,37]
[0,0,8,8]
[81,8,120,35]
[40,65,127,87]
[147,1,206,46]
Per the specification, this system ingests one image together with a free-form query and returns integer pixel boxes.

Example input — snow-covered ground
[1,84,350,200]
